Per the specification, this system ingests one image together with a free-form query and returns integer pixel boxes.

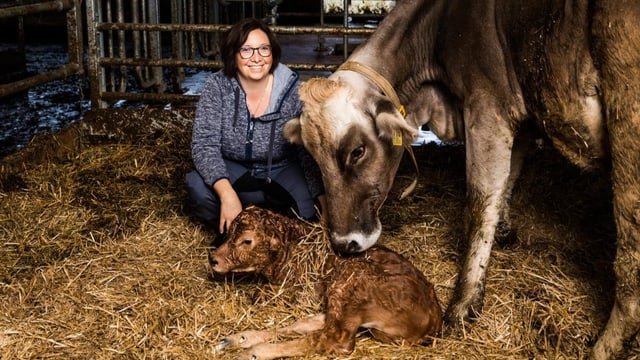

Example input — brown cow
[283,1,640,359]
[211,206,442,359]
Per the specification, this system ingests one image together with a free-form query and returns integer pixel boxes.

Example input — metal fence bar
[100,91,198,103]
[0,0,83,99]
[99,57,340,72]
[86,0,107,108]
[66,0,83,66]
[95,22,376,35]
[0,0,383,108]
[0,63,82,98]
[0,0,74,19]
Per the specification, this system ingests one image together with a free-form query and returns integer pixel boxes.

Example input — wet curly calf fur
[210,206,442,360]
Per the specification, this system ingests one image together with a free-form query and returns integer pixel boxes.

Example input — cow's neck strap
[338,61,406,116]
[337,60,418,200]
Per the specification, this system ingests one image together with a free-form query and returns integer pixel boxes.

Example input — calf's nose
[208,250,218,266]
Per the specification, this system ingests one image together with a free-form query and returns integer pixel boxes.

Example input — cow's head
[285,76,418,253]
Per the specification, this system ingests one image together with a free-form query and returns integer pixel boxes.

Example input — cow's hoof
[444,301,482,332]
[495,222,518,249]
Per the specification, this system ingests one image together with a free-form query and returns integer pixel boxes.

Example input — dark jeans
[185,159,317,229]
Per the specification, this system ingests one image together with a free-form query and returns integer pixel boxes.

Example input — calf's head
[209,206,297,278]
[285,77,417,254]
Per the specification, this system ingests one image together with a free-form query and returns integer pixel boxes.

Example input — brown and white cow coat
[284,1,640,359]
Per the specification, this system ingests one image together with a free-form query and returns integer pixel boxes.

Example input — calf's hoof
[219,330,272,349]
[238,352,260,360]
[215,338,231,352]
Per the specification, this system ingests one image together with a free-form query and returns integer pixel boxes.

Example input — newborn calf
[210,206,442,359]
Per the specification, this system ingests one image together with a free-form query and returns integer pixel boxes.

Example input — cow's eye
[350,146,365,162]
[241,239,253,246]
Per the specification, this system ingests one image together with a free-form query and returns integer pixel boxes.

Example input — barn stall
[0,0,634,359]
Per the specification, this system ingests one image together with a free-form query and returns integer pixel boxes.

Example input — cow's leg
[216,314,325,351]
[445,98,516,325]
[495,130,531,246]
[590,101,640,360]
[590,3,640,359]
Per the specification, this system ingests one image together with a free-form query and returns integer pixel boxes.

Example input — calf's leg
[239,338,316,360]
[238,311,360,360]
[216,314,325,351]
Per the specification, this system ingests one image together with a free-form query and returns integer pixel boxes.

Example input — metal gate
[0,0,83,98]
[84,0,379,109]
[0,1,386,109]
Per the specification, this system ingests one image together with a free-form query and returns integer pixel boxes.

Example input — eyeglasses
[238,45,272,59]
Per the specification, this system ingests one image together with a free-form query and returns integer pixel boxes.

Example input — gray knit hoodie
[191,64,324,198]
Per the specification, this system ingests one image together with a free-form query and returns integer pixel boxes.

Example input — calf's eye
[242,239,253,246]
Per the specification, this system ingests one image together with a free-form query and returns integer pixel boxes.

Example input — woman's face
[236,29,273,82]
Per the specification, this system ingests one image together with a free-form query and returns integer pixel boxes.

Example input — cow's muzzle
[333,240,363,254]
[331,226,381,254]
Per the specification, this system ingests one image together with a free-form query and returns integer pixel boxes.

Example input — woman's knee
[185,171,220,221]
[296,198,317,220]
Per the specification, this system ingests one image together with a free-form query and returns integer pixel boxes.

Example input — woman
[186,18,325,236]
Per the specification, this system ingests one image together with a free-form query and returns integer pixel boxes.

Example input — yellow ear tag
[398,105,406,117]
[392,130,403,146]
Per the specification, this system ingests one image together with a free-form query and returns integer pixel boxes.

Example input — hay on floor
[1,108,636,359]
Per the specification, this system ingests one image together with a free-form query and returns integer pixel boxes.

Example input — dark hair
[221,18,281,78]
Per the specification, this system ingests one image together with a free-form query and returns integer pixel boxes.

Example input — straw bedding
[1,108,637,359]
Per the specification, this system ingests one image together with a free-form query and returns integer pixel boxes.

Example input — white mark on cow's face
[322,86,372,144]
[298,82,378,168]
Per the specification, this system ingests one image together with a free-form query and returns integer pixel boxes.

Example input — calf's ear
[284,117,302,144]
[269,234,284,249]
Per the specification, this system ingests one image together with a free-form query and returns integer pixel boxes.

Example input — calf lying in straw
[210,206,443,359]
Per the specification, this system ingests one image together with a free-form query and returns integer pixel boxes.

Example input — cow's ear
[284,117,302,144]
[376,109,419,145]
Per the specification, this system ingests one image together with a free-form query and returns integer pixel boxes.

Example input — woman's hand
[214,179,243,234]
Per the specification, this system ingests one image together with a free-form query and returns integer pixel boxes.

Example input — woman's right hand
[213,179,243,234]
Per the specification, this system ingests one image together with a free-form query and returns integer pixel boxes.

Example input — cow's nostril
[346,240,361,253]
[332,238,363,254]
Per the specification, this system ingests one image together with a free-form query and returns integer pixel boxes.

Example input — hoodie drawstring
[266,121,276,183]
